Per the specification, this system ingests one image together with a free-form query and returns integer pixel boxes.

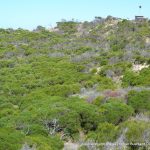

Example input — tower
[135,5,144,21]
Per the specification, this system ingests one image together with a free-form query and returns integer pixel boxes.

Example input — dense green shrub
[87,122,119,142]
[122,71,139,87]
[0,128,24,150]
[128,90,150,113]
[92,96,105,106]
[25,135,64,150]
[122,67,150,87]
[99,101,134,125]
[122,120,150,144]
[57,20,78,34]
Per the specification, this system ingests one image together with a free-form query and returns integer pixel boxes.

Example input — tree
[35,25,46,32]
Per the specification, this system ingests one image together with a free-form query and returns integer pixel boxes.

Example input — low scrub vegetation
[0,17,150,149]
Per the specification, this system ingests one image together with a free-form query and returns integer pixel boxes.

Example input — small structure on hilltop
[135,15,145,21]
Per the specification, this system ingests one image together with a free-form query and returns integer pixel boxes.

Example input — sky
[0,0,149,30]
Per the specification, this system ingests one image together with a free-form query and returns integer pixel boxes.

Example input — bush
[25,135,64,150]
[121,120,150,144]
[92,96,105,106]
[57,20,78,34]
[128,90,150,113]
[0,128,24,150]
[87,122,119,142]
[99,101,134,125]
[122,71,139,87]
[122,67,150,87]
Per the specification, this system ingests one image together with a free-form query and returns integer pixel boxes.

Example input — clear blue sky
[0,0,149,30]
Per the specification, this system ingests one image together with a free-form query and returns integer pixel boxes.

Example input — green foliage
[138,67,150,86]
[0,94,99,138]
[122,71,139,87]
[92,96,105,106]
[99,101,134,125]
[96,76,116,90]
[57,20,78,34]
[87,122,119,142]
[90,68,97,74]
[0,128,24,150]
[122,67,150,87]
[25,135,64,150]
[128,90,150,113]
[122,120,150,143]
[0,17,150,148]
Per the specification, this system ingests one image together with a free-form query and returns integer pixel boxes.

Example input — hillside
[0,16,150,150]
